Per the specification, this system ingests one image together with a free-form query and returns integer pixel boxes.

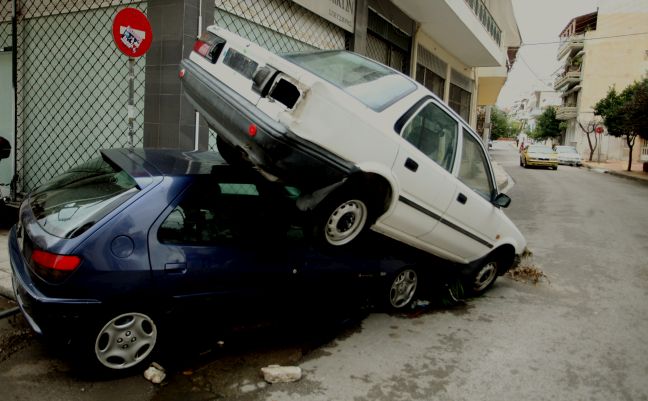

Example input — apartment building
[554,0,648,162]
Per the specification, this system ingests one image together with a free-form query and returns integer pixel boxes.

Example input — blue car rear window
[29,157,139,239]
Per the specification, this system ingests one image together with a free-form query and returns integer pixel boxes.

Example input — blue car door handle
[165,263,187,274]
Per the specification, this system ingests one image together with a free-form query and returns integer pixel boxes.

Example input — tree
[531,107,564,141]
[490,107,514,139]
[578,119,601,162]
[594,78,648,171]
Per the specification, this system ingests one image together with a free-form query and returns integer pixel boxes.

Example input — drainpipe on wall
[409,23,420,80]
[194,0,202,151]
[11,0,18,201]
[483,105,491,146]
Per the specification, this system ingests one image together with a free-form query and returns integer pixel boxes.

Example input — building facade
[1,0,519,202]
[510,90,562,138]
[555,0,648,163]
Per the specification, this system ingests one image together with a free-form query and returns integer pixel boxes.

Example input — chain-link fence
[1,0,350,196]
[208,0,348,151]
[1,0,147,197]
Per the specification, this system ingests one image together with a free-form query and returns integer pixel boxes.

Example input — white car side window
[458,129,494,200]
[401,102,458,172]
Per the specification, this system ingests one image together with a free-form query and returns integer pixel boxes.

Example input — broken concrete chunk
[261,365,302,383]
[144,363,166,384]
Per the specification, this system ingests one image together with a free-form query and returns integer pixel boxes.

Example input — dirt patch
[0,298,34,363]
[505,249,549,285]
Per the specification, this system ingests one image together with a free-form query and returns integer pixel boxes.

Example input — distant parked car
[520,144,558,170]
[10,149,484,373]
[555,146,582,166]
[180,25,526,274]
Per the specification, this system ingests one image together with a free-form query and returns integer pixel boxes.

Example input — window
[283,50,416,111]
[30,157,139,239]
[458,129,494,200]
[416,64,445,99]
[159,179,303,245]
[449,84,471,122]
[401,102,458,172]
[223,48,258,79]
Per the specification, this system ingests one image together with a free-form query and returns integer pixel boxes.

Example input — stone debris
[144,362,166,384]
[261,365,302,383]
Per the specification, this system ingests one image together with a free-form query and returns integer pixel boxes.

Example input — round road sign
[595,126,604,134]
[112,8,153,57]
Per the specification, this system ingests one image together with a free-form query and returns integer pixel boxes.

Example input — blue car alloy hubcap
[95,312,157,370]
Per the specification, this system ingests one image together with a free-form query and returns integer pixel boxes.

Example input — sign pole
[112,8,153,149]
[128,57,135,148]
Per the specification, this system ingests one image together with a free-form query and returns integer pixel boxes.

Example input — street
[1,141,647,400]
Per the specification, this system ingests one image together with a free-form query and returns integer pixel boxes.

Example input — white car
[555,145,582,166]
[180,26,526,294]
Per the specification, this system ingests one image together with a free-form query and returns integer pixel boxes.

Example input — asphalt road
[1,141,647,400]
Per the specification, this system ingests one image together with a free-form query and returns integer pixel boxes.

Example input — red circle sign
[595,126,604,134]
[112,8,153,57]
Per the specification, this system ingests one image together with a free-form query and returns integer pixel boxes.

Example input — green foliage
[594,78,648,170]
[490,107,515,139]
[531,107,563,140]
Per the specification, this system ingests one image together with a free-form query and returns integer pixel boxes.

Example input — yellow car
[520,144,559,170]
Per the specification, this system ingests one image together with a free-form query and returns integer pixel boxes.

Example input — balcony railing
[557,36,585,60]
[554,70,582,90]
[464,0,502,46]
[556,106,578,120]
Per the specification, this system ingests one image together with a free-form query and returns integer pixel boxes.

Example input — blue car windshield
[282,50,416,111]
[30,157,139,239]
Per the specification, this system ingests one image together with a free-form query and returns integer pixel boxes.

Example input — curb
[0,284,14,301]
[582,164,648,186]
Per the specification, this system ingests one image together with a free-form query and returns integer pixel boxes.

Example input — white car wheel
[466,261,498,296]
[323,197,368,246]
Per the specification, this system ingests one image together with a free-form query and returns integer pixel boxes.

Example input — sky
[497,0,599,109]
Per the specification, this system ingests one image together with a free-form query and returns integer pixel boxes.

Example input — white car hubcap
[325,199,368,246]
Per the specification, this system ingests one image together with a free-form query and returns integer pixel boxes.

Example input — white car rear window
[283,51,416,111]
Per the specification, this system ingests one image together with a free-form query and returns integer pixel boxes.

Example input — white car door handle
[405,158,418,172]
[457,193,467,204]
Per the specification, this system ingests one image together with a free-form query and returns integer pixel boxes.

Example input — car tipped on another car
[180,25,526,278]
[9,149,504,374]
[520,144,559,170]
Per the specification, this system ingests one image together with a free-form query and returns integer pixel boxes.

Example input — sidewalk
[0,229,12,300]
[581,159,648,184]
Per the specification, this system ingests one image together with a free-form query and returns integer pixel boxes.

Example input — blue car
[9,149,435,373]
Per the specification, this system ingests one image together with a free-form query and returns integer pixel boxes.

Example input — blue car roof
[101,148,228,177]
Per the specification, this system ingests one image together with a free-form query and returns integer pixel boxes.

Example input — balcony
[561,85,581,98]
[557,37,585,60]
[463,0,502,46]
[554,70,582,90]
[392,0,506,67]
[556,106,578,120]
[557,11,597,61]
